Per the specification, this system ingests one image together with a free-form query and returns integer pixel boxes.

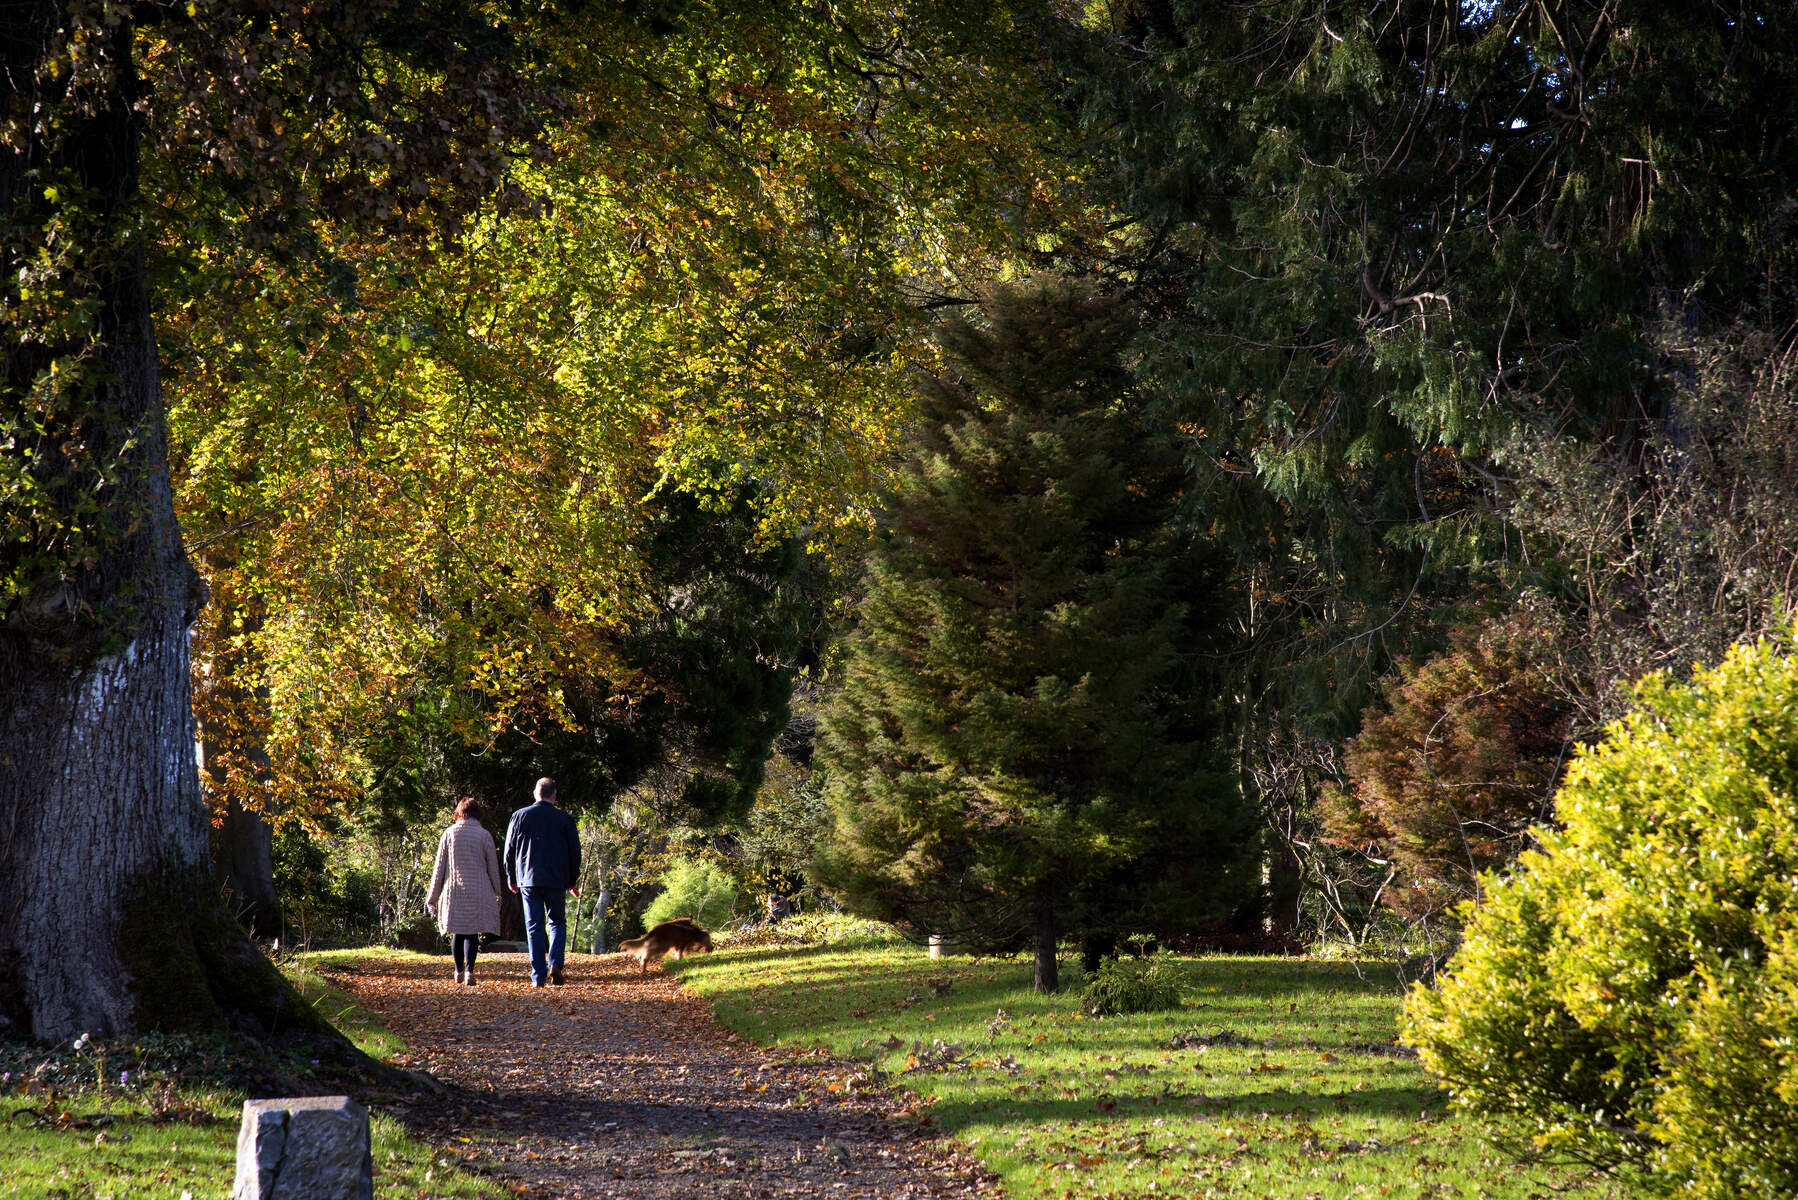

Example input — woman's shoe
[455,968,466,985]
[466,969,477,987]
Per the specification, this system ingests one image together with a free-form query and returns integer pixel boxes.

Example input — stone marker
[232,1095,373,1200]
[928,934,960,959]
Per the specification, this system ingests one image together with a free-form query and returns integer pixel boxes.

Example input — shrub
[719,911,902,949]
[737,757,834,914]
[1402,635,1798,1197]
[1320,611,1577,922]
[271,823,380,948]
[1082,956,1185,1016]
[642,859,738,930]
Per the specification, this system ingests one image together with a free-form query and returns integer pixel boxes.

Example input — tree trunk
[0,5,321,1046]
[1032,879,1059,993]
[1080,930,1116,974]
[202,672,282,943]
[211,789,282,942]
[1262,838,1302,940]
[593,883,611,953]
[196,596,283,942]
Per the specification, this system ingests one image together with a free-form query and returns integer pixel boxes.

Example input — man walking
[503,777,582,988]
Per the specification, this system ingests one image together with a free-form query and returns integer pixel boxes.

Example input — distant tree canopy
[817,280,1256,993]
[342,484,816,838]
[1067,0,1798,726]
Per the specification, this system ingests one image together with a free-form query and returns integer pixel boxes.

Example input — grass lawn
[0,951,503,1200]
[671,925,1627,1200]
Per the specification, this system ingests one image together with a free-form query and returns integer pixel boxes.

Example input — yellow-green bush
[642,858,738,929]
[1402,635,1798,1196]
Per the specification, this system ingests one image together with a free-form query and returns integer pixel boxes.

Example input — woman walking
[426,797,504,986]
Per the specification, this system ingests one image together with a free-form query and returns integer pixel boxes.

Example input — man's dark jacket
[503,800,581,891]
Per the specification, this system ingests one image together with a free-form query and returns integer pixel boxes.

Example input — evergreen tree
[1055,0,1798,933]
[818,280,1256,992]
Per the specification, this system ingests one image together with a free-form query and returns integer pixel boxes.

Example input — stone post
[232,1095,373,1200]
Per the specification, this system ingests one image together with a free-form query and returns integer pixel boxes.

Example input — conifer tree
[818,280,1256,992]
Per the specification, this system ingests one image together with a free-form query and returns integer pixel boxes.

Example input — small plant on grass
[1081,955,1185,1015]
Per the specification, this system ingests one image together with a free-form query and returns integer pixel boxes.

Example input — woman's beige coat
[426,819,504,936]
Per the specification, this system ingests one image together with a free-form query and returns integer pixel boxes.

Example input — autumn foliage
[1320,613,1577,921]
[158,0,1072,833]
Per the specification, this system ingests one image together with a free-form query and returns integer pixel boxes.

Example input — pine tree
[818,280,1256,992]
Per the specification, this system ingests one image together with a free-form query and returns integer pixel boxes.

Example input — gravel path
[324,950,1000,1200]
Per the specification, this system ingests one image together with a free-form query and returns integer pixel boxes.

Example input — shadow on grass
[685,946,1401,998]
[682,948,1411,1048]
[927,1082,1436,1134]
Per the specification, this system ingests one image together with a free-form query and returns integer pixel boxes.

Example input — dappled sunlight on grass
[674,943,1627,1200]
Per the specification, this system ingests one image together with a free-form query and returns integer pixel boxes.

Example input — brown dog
[619,918,713,974]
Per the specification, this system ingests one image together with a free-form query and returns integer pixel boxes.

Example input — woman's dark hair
[453,797,482,822]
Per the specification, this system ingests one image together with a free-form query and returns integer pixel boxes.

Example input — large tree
[1,0,549,1043]
[0,0,1064,1042]
[162,0,1071,913]
[818,280,1256,992]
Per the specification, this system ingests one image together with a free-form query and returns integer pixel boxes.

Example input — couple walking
[425,777,582,988]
